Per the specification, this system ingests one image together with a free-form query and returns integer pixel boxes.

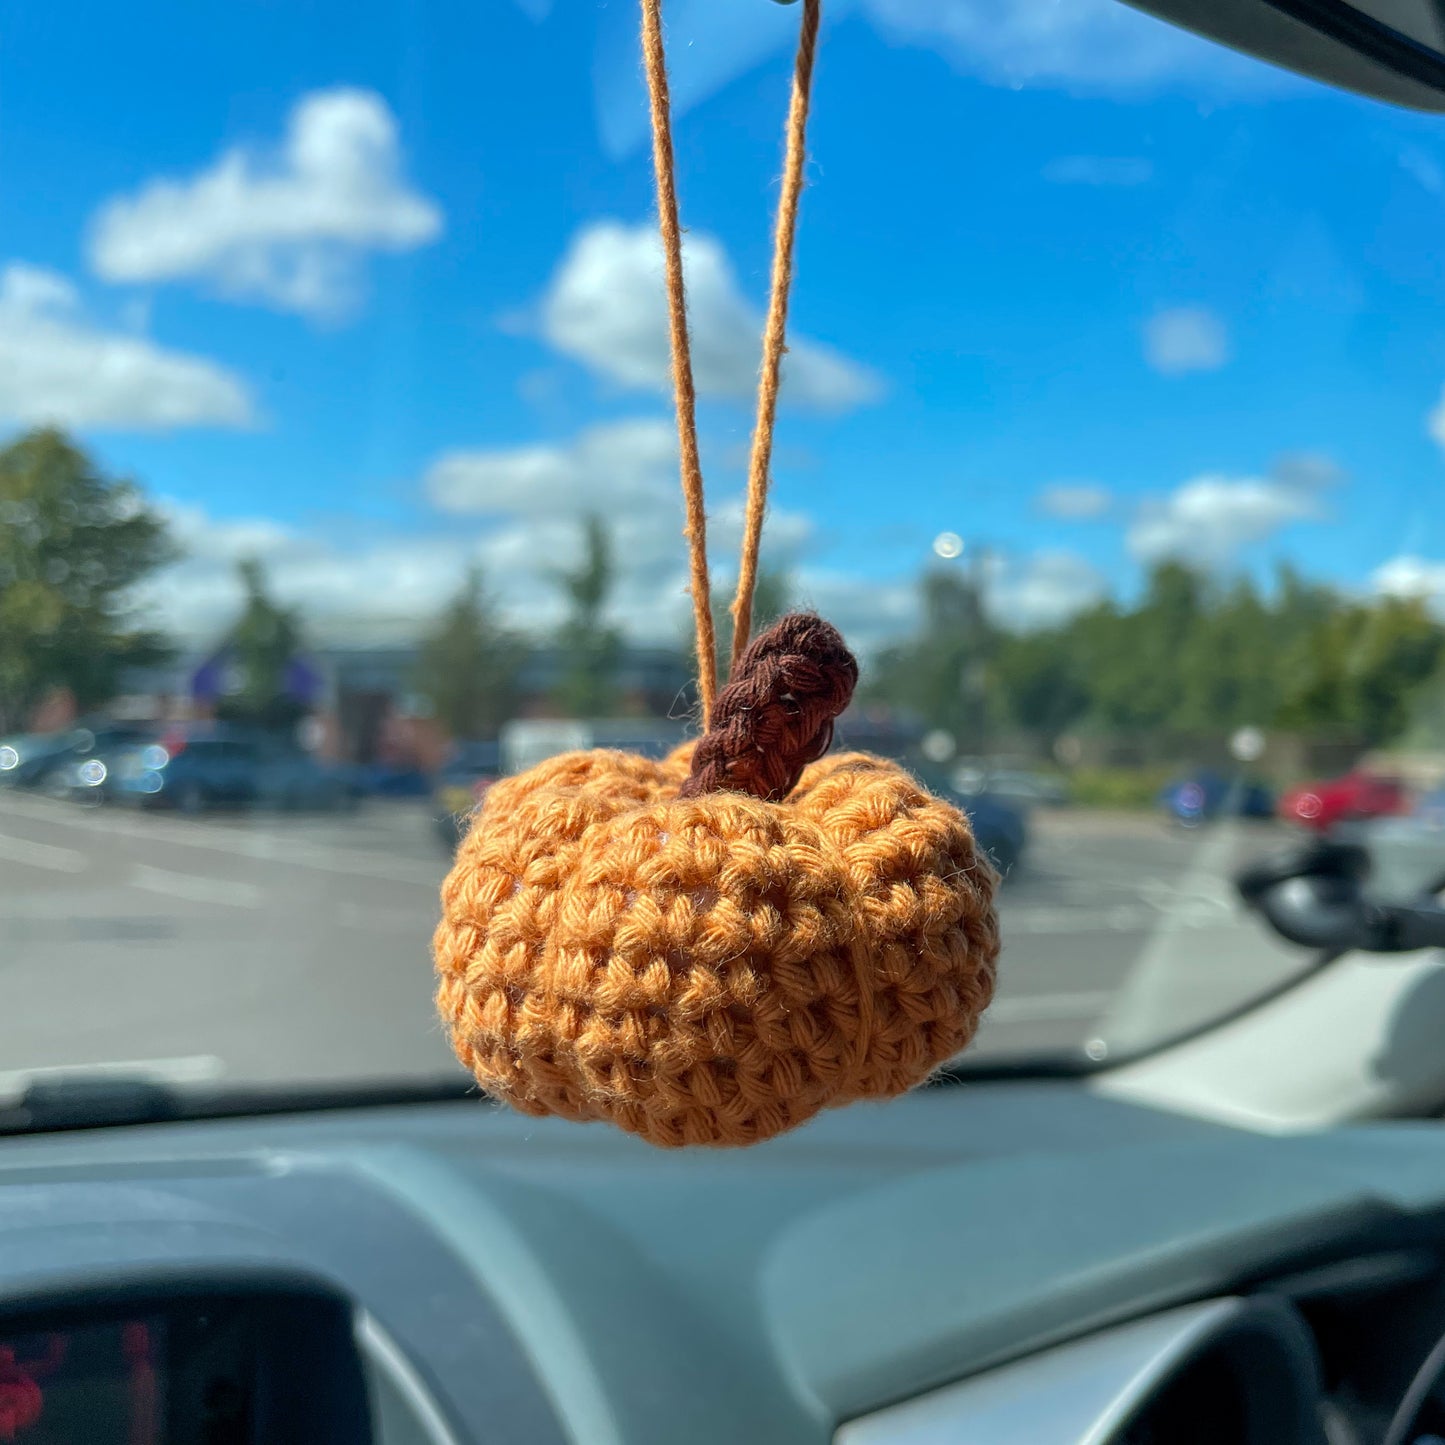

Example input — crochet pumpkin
[434,614,1001,1148]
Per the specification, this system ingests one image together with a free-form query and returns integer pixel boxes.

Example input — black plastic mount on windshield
[1262,0,1445,89]
[1237,838,1445,954]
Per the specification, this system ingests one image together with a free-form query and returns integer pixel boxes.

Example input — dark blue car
[111,735,357,813]
[964,792,1029,877]
[1159,769,1275,826]
[914,765,1028,877]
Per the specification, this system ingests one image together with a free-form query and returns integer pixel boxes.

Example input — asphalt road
[0,791,1314,1094]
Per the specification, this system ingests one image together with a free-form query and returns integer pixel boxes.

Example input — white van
[500,718,691,777]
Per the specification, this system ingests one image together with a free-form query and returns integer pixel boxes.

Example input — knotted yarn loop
[680,612,857,802]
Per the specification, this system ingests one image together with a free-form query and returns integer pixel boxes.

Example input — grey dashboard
[4,1082,1445,1443]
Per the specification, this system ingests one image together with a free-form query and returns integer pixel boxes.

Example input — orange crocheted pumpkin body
[434,742,1000,1148]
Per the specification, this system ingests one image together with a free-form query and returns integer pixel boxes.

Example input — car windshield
[2,0,1441,1099]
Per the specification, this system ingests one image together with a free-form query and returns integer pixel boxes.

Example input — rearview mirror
[1126,0,1445,110]
[1237,839,1445,953]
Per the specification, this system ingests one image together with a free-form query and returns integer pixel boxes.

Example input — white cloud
[140,470,1096,661]
[1037,482,1113,520]
[595,0,1279,157]
[449,448,817,639]
[144,419,822,648]
[1144,306,1230,375]
[539,221,881,410]
[1374,555,1445,609]
[140,509,808,650]
[984,550,1105,629]
[0,264,254,431]
[708,496,815,562]
[787,570,918,654]
[812,547,1103,639]
[139,510,484,647]
[425,418,677,516]
[1042,155,1154,186]
[163,500,297,563]
[89,88,442,320]
[1127,474,1320,567]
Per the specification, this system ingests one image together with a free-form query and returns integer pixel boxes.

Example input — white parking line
[1095,820,1257,1048]
[0,793,439,887]
[1000,905,1144,935]
[0,831,88,874]
[130,865,262,908]
[986,990,1112,1024]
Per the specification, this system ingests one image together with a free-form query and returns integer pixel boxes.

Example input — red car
[1279,771,1407,832]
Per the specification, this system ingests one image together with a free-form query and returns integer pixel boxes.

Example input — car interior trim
[355,1310,464,1445]
[833,1296,1322,1445]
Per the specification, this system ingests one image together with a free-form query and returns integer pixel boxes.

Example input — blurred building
[109,641,698,767]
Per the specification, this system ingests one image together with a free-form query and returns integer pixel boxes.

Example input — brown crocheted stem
[679,612,858,803]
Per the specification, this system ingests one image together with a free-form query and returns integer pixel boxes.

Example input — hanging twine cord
[641,0,718,724]
[640,0,841,805]
[730,0,822,673]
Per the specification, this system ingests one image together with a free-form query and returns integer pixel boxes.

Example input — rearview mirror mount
[1237,839,1445,954]
[1127,0,1445,111]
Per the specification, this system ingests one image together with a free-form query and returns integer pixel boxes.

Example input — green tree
[1401,659,1445,750]
[0,427,174,731]
[859,546,1445,759]
[1173,578,1277,734]
[215,558,306,732]
[991,628,1088,738]
[1346,596,1443,744]
[1074,563,1205,732]
[415,566,523,738]
[869,564,997,748]
[1276,595,1441,744]
[553,515,622,717]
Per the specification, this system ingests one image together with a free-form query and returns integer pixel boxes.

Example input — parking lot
[0,791,1312,1091]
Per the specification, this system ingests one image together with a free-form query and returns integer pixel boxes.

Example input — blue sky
[4,0,1445,649]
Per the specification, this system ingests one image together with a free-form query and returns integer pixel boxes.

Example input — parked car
[112,738,258,812]
[915,764,1028,878]
[952,763,1070,810]
[1279,770,1407,833]
[0,732,69,786]
[964,792,1029,877]
[43,732,161,806]
[253,749,361,811]
[1158,769,1275,827]
[41,719,213,803]
[435,741,503,849]
[500,718,689,775]
[350,761,431,798]
[108,735,356,813]
[0,726,154,789]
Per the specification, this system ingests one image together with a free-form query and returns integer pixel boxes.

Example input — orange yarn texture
[433,742,1001,1148]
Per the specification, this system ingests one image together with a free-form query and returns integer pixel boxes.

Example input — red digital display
[0,1320,163,1444]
